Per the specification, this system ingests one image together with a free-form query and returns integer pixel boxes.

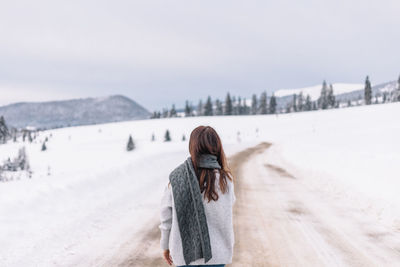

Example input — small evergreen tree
[259,91,268,114]
[126,135,135,151]
[312,102,317,110]
[12,129,17,142]
[224,93,233,115]
[151,111,156,119]
[318,80,329,109]
[232,96,239,115]
[269,94,277,114]
[41,142,47,151]
[197,100,203,116]
[251,94,258,115]
[18,147,29,171]
[215,99,223,116]
[292,94,297,112]
[374,94,379,104]
[184,101,193,117]
[242,98,250,115]
[169,104,177,117]
[327,84,336,108]
[297,92,304,111]
[162,108,169,118]
[394,74,400,102]
[305,95,312,111]
[182,134,186,141]
[204,96,213,116]
[151,133,155,142]
[364,76,372,105]
[382,92,387,103]
[237,97,243,115]
[164,130,171,142]
[0,116,9,143]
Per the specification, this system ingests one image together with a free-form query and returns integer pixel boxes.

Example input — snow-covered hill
[0,95,151,129]
[274,83,364,100]
[0,103,399,266]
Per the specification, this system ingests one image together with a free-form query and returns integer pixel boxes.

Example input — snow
[0,102,399,266]
[274,83,364,100]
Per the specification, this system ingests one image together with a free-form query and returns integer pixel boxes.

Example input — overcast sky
[1,0,399,110]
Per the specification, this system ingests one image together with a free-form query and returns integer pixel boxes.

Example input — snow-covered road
[108,142,400,267]
[232,143,400,267]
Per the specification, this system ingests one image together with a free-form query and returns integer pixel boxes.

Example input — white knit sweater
[159,171,236,266]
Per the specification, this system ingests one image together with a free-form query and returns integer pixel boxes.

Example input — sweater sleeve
[232,181,236,204]
[159,184,173,250]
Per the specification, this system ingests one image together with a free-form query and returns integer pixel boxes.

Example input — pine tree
[169,104,177,117]
[215,99,223,116]
[164,130,171,142]
[162,108,169,118]
[383,92,387,103]
[242,98,249,115]
[238,97,245,115]
[204,96,213,116]
[251,94,258,115]
[151,133,155,142]
[259,91,268,114]
[127,135,135,151]
[0,116,9,143]
[182,134,186,141]
[269,94,277,114]
[305,95,312,111]
[224,93,233,115]
[364,76,372,105]
[197,100,203,116]
[232,96,238,115]
[292,94,297,112]
[41,142,47,151]
[327,84,336,108]
[318,80,329,109]
[18,147,29,171]
[395,74,400,102]
[312,102,317,110]
[151,111,160,119]
[297,92,304,111]
[184,101,193,117]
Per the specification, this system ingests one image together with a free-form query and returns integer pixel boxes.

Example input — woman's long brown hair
[189,126,233,202]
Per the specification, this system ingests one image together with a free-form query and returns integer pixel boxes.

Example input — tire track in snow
[104,143,270,267]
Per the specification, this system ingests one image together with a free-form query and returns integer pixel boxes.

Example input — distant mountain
[0,95,151,129]
[274,83,364,101]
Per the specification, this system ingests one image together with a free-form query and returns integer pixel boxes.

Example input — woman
[159,126,235,267]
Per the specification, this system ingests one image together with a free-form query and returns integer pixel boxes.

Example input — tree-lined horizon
[151,75,400,119]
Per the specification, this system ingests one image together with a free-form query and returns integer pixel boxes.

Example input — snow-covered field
[0,102,399,266]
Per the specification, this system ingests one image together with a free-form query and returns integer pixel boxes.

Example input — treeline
[151,92,278,118]
[151,74,400,118]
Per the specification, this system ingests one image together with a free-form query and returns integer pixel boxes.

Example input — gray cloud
[0,0,399,110]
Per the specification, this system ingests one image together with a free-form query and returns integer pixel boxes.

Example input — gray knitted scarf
[169,154,221,264]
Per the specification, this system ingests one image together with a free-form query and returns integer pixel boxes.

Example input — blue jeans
[177,265,225,267]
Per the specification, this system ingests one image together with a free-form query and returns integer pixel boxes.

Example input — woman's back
[159,125,235,266]
[160,171,235,266]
